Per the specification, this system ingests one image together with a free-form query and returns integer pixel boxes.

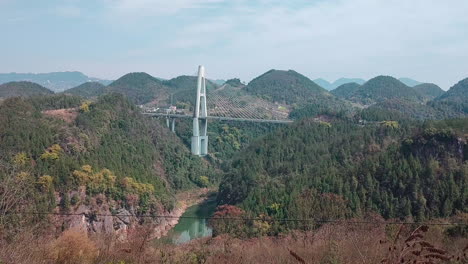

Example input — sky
[1,0,467,89]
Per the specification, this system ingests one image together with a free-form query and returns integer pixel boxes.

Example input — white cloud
[161,0,468,88]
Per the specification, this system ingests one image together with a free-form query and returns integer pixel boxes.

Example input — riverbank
[152,188,216,239]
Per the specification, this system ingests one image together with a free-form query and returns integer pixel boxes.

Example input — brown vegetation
[1,219,466,264]
[42,108,78,123]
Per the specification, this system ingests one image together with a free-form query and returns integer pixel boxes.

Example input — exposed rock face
[53,188,212,240]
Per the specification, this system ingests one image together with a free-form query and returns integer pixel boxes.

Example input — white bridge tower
[191,65,208,156]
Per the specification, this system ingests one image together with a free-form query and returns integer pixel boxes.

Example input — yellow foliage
[73,170,90,185]
[382,120,399,129]
[72,165,153,196]
[253,219,271,235]
[319,121,332,128]
[101,168,116,184]
[13,152,29,166]
[268,203,281,213]
[40,144,63,161]
[82,164,93,173]
[16,171,30,181]
[122,177,154,195]
[199,176,210,187]
[49,229,97,264]
[50,144,62,153]
[38,175,53,190]
[79,101,91,113]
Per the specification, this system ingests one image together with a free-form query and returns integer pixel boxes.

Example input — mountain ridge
[0,81,54,98]
[0,71,112,92]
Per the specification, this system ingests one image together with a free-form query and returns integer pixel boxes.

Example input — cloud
[158,0,468,87]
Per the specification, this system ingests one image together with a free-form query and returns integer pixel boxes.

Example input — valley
[0,69,467,263]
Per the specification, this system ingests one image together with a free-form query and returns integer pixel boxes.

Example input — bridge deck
[143,113,293,124]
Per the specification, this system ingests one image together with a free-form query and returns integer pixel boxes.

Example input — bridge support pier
[166,117,176,133]
[191,65,208,156]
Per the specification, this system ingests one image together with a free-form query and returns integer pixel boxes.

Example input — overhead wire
[5,211,467,226]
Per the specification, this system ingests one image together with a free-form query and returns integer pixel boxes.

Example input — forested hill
[106,73,169,104]
[413,83,445,100]
[62,73,220,106]
[330,82,361,99]
[218,118,467,224]
[434,78,468,102]
[0,81,54,98]
[162,75,218,105]
[245,70,328,104]
[350,76,424,105]
[0,93,216,217]
[63,82,106,98]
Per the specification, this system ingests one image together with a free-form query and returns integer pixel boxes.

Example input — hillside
[330,82,361,99]
[0,72,111,92]
[0,93,216,236]
[245,70,328,104]
[434,77,468,102]
[0,81,54,98]
[217,118,467,227]
[163,75,218,105]
[107,72,169,104]
[63,82,106,98]
[350,76,424,105]
[413,83,445,100]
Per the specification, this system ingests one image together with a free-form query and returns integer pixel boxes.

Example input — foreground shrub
[49,229,98,264]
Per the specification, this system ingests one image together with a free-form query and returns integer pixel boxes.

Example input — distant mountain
[331,82,361,99]
[434,78,468,102]
[0,81,54,98]
[63,82,106,98]
[246,70,327,104]
[332,78,366,88]
[350,76,424,105]
[106,72,169,105]
[313,78,333,90]
[413,83,445,100]
[398,78,423,87]
[313,78,366,91]
[0,72,112,92]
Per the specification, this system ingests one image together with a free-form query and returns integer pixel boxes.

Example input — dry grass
[0,221,466,264]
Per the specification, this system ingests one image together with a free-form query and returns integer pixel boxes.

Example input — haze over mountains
[314,77,425,91]
[2,68,468,122]
[0,72,112,92]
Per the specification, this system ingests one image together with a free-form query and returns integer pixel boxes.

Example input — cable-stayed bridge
[143,66,293,156]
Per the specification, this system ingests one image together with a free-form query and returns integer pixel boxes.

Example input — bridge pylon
[191,65,208,156]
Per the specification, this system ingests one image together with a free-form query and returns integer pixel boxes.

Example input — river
[157,197,217,244]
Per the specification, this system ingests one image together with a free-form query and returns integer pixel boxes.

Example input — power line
[5,211,467,226]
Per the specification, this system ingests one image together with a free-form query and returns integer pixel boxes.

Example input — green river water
[157,198,217,244]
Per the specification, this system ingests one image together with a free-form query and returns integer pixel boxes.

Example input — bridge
[143,66,293,156]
